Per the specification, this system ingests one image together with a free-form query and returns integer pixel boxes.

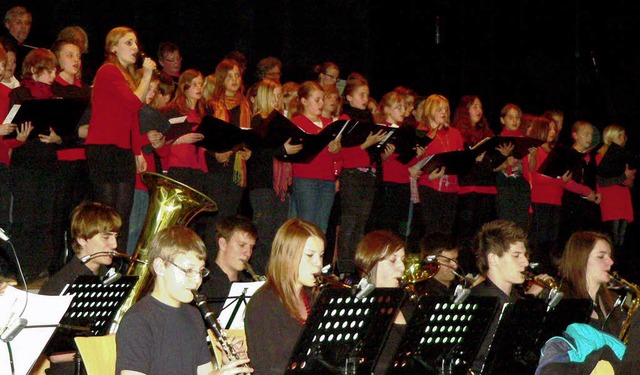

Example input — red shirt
[523,146,592,205]
[291,115,338,181]
[412,127,464,193]
[167,110,207,172]
[86,64,143,153]
[337,113,371,169]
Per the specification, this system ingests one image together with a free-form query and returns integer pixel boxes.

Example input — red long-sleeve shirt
[523,146,592,205]
[291,115,338,181]
[411,127,465,193]
[85,63,143,154]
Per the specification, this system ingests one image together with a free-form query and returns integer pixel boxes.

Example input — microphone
[138,51,160,77]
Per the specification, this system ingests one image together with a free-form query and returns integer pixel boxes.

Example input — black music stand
[483,298,592,375]
[47,275,138,353]
[285,288,406,375]
[388,296,501,375]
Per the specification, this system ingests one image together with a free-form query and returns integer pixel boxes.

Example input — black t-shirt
[116,294,212,374]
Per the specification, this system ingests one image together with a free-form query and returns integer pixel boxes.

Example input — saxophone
[193,291,250,373]
[610,272,640,344]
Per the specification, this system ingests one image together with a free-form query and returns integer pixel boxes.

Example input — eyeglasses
[164,259,210,279]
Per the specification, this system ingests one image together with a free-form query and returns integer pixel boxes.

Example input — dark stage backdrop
[4,0,640,275]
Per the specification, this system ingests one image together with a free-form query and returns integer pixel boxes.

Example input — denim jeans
[290,178,335,233]
[126,189,150,256]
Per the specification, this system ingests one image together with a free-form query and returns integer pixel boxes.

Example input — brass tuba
[108,172,217,333]
[402,254,440,300]
[609,272,640,344]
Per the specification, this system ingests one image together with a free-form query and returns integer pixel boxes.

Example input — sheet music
[335,120,351,139]
[169,115,187,124]
[218,281,265,330]
[0,286,73,375]
[2,105,21,124]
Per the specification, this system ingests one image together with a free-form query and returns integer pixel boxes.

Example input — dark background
[4,0,640,277]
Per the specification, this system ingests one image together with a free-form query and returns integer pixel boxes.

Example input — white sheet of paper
[2,104,21,124]
[0,286,74,375]
[218,281,265,330]
[169,115,187,124]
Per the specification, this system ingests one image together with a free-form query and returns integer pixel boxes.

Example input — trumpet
[242,260,266,282]
[522,270,564,309]
[609,272,640,344]
[313,272,376,300]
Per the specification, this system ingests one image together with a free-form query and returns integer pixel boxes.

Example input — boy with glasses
[116,225,252,375]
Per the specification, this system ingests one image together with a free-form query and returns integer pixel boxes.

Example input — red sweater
[412,127,464,193]
[291,115,337,181]
[337,113,371,169]
[166,109,207,172]
[523,146,592,205]
[85,63,143,153]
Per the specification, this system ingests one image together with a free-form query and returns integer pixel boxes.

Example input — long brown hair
[103,26,137,91]
[558,231,616,312]
[163,69,205,120]
[355,230,404,281]
[265,219,325,321]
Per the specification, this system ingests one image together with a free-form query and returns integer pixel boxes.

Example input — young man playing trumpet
[470,219,553,373]
[116,226,252,374]
[199,215,259,314]
[418,232,460,297]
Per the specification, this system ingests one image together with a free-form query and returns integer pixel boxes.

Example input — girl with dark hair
[558,231,623,335]
[355,230,412,374]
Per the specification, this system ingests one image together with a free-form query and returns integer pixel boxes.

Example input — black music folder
[3,98,88,140]
[472,136,544,159]
[163,121,197,142]
[195,115,261,152]
[138,104,171,134]
[261,111,349,163]
[414,149,476,176]
[597,143,632,179]
[538,144,586,178]
[393,127,432,165]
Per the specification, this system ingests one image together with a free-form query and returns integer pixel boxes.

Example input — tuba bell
[108,172,217,333]
[402,254,440,300]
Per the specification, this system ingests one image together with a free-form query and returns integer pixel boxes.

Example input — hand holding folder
[538,144,586,178]
[471,135,544,159]
[2,98,88,140]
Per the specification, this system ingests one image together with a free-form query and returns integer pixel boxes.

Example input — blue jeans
[290,178,335,233]
[126,189,150,255]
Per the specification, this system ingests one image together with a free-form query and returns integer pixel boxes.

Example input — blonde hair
[70,202,121,254]
[418,94,450,127]
[253,78,281,118]
[265,219,325,321]
[203,73,216,100]
[599,124,626,156]
[148,226,207,275]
